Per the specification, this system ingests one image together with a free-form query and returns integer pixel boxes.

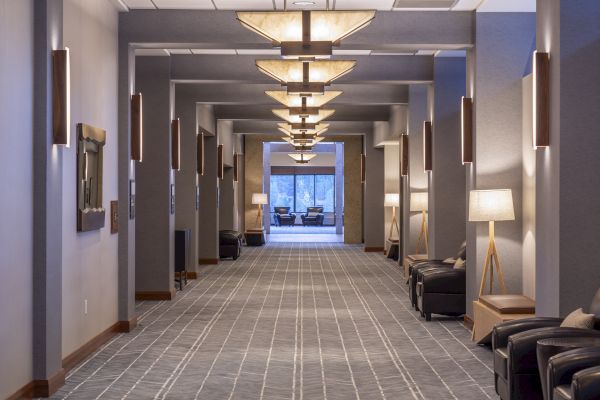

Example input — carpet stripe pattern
[50,242,495,399]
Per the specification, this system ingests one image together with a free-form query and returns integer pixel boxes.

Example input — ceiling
[117,0,534,12]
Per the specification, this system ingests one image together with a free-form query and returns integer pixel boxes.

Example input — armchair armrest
[508,327,600,374]
[492,317,563,350]
[572,366,600,400]
[420,268,465,294]
[548,347,600,394]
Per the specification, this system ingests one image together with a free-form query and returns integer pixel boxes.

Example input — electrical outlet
[84,299,88,315]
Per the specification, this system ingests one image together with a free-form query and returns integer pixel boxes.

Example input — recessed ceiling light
[293,1,316,5]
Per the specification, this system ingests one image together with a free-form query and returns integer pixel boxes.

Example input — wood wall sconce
[52,48,70,146]
[171,118,180,170]
[233,153,239,182]
[461,97,473,164]
[401,134,409,176]
[423,121,432,172]
[197,131,204,175]
[217,144,224,180]
[131,93,143,161]
[360,154,366,183]
[533,51,550,149]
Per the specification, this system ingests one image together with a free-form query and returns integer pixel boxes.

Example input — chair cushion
[480,294,535,314]
[307,212,319,217]
[453,257,465,269]
[494,347,508,380]
[553,385,572,400]
[561,308,596,329]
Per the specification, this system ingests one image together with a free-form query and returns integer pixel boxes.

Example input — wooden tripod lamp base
[478,221,507,296]
[416,210,429,254]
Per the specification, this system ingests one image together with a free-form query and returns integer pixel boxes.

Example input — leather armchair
[492,324,600,400]
[548,347,600,400]
[416,267,465,321]
[219,230,242,260]
[274,206,296,227]
[301,206,324,226]
[408,260,452,309]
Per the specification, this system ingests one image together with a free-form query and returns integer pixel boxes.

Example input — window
[270,174,335,213]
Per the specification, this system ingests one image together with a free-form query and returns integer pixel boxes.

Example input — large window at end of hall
[270,174,335,213]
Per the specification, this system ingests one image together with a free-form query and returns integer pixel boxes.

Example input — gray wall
[61,0,120,357]
[364,135,385,249]
[536,0,600,316]
[466,12,535,316]
[135,56,174,294]
[0,0,34,396]
[429,56,466,259]
[198,134,219,262]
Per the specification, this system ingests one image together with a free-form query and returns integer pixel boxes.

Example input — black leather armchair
[301,206,324,226]
[492,322,600,400]
[548,347,600,400]
[416,267,466,321]
[274,206,296,226]
[219,230,242,260]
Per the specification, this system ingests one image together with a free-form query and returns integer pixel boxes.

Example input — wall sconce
[423,121,432,172]
[461,97,473,164]
[171,118,180,170]
[52,48,70,147]
[131,93,143,161]
[217,144,224,180]
[533,51,549,149]
[401,134,409,176]
[360,153,366,183]
[197,131,204,176]
[233,153,239,182]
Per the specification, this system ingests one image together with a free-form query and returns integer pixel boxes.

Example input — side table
[472,295,535,344]
[245,229,265,246]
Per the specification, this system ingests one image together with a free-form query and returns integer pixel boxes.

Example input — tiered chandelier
[237,8,375,163]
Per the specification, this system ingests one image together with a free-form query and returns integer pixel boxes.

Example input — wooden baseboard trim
[32,368,65,398]
[7,381,35,400]
[364,247,385,253]
[135,289,176,301]
[176,271,197,279]
[464,314,474,331]
[198,258,219,265]
[117,316,138,333]
[63,322,122,372]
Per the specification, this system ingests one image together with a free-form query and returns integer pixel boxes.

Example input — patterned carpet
[51,243,495,400]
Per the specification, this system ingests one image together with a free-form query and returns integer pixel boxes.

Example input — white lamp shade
[384,193,400,207]
[469,189,515,221]
[410,192,428,212]
[252,193,268,205]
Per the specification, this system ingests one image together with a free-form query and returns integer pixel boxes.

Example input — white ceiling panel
[135,48,170,56]
[334,0,394,10]
[215,0,275,10]
[152,0,215,9]
[436,49,466,57]
[168,48,193,54]
[236,49,282,55]
[122,0,155,9]
[477,0,535,12]
[332,49,371,55]
[452,0,482,10]
[191,49,238,54]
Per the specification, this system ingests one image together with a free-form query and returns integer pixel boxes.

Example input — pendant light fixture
[237,10,375,59]
[288,152,317,164]
[272,108,334,124]
[278,122,329,136]
[266,90,342,108]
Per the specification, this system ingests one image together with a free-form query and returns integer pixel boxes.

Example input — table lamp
[384,193,400,241]
[469,189,515,296]
[251,193,268,230]
[410,192,429,254]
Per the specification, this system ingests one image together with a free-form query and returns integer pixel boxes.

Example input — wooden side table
[472,295,535,343]
[245,229,265,246]
[403,254,428,280]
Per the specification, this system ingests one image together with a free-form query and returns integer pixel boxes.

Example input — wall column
[363,135,385,251]
[335,143,344,235]
[198,134,219,264]
[465,12,535,317]
[536,0,600,316]
[429,56,466,259]
[134,57,175,298]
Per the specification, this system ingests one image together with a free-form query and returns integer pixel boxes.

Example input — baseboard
[7,381,35,400]
[176,271,197,279]
[117,316,138,333]
[31,368,65,398]
[198,258,219,265]
[135,289,176,301]
[364,247,385,253]
[63,322,122,372]
[463,314,474,331]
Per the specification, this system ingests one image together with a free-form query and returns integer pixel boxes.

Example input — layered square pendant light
[278,122,329,137]
[273,108,334,124]
[237,10,375,59]
[288,152,317,163]
[266,90,342,108]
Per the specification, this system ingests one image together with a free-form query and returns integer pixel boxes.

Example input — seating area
[300,206,325,226]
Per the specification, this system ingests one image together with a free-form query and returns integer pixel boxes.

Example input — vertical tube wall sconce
[423,121,432,172]
[360,154,366,183]
[197,131,204,175]
[52,48,70,146]
[461,97,473,164]
[131,93,143,161]
[533,51,550,149]
[401,134,409,176]
[171,118,180,170]
[233,153,239,182]
[217,144,224,180]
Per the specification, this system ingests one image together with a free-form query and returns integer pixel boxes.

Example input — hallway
[53,244,494,400]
